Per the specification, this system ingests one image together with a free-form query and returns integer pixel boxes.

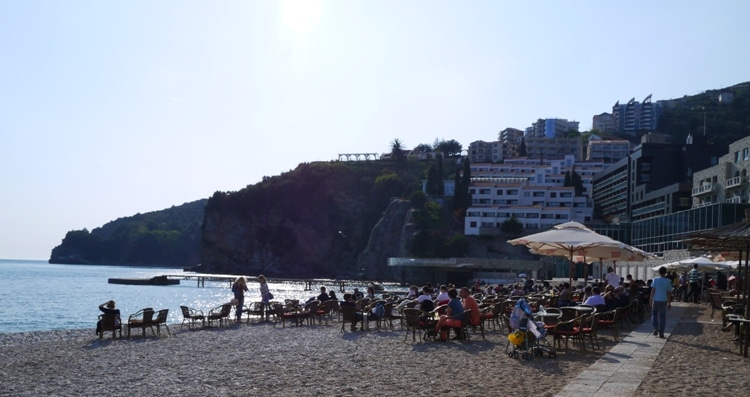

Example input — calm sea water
[0,259,403,334]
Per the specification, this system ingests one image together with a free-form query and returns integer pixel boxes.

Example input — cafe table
[725,314,750,357]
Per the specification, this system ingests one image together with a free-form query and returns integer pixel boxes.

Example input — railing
[691,201,714,209]
[726,196,743,204]
[726,176,746,188]
[691,183,716,196]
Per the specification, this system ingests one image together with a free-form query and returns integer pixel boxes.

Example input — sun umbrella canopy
[508,221,654,285]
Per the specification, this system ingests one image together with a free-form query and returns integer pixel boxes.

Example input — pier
[155,273,399,293]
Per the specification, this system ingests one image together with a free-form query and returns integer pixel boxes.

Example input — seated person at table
[434,288,465,339]
[510,284,525,297]
[436,285,450,305]
[352,288,364,300]
[460,287,481,327]
[557,283,573,306]
[305,286,330,307]
[604,286,629,310]
[471,281,483,295]
[340,293,363,331]
[406,285,419,299]
[415,287,434,312]
[583,287,606,311]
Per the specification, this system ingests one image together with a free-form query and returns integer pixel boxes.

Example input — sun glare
[280,0,321,35]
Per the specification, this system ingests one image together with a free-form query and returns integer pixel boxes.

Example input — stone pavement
[555,302,689,397]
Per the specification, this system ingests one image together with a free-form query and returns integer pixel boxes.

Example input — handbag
[267,292,274,300]
[231,298,239,305]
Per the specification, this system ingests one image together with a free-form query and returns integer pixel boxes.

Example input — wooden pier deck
[158,273,403,292]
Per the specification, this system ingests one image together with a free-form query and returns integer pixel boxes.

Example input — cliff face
[356,199,415,279]
[199,161,428,279]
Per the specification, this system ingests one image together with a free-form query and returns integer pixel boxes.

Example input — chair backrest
[560,307,579,322]
[403,308,421,327]
[339,305,358,322]
[154,309,169,324]
[180,306,190,318]
[100,312,121,330]
[709,293,723,309]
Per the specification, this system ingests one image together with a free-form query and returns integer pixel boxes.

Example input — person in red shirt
[460,287,481,327]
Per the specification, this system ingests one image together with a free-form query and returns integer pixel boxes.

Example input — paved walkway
[555,302,689,397]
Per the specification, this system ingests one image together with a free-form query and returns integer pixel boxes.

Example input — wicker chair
[180,305,205,329]
[127,308,156,338]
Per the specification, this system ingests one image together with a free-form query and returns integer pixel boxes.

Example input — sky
[1,1,749,260]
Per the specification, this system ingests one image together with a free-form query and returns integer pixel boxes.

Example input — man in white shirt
[606,267,621,287]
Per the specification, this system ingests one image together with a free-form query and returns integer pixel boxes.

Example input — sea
[0,259,405,334]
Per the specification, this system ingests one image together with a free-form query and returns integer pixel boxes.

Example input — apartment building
[499,128,524,159]
[692,135,750,206]
[525,118,580,139]
[467,140,503,163]
[464,155,601,235]
[612,95,663,136]
[586,137,631,163]
[525,136,584,161]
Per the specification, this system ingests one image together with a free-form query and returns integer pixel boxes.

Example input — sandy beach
[1,304,747,397]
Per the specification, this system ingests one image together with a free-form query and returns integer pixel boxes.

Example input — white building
[464,154,600,235]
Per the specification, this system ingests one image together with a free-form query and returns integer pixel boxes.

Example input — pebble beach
[1,304,748,397]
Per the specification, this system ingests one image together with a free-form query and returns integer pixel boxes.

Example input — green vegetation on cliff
[200,158,462,277]
[49,200,207,267]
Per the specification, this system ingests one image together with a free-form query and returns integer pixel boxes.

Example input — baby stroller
[506,298,556,360]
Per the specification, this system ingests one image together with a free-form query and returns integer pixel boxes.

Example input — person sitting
[96,300,120,336]
[436,285,450,305]
[340,293,363,331]
[366,286,377,300]
[460,287,480,329]
[434,288,465,340]
[406,285,419,299]
[557,283,572,306]
[305,286,330,307]
[604,286,629,311]
[510,284,525,297]
[352,288,364,300]
[328,290,338,301]
[583,287,606,311]
[415,287,434,312]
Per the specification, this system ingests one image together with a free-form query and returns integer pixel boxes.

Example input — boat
[108,275,180,286]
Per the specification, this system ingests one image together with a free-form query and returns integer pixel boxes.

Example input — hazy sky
[1,1,749,260]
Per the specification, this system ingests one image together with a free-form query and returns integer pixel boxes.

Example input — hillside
[658,81,750,148]
[199,159,457,278]
[49,199,207,267]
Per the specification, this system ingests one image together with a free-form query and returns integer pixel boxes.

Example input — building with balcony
[525,136,584,161]
[467,140,503,163]
[592,134,723,223]
[592,112,616,133]
[586,137,631,163]
[499,128,524,159]
[525,118,580,139]
[463,155,601,235]
[612,95,663,136]
[692,135,750,206]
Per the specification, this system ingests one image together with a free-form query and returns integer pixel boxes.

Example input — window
[469,221,477,228]
[745,148,749,161]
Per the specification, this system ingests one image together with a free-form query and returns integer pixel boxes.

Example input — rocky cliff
[199,161,434,279]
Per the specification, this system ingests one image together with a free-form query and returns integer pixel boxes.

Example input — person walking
[684,264,701,303]
[650,266,673,338]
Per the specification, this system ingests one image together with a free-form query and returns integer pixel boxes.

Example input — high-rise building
[612,95,662,136]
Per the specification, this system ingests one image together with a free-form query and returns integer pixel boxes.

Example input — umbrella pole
[583,255,588,284]
[599,259,603,283]
[569,252,573,289]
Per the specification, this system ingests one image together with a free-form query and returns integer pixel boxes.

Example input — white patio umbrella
[508,221,654,287]
[654,256,717,272]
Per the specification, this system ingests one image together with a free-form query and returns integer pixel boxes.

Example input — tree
[571,168,584,196]
[434,139,463,157]
[461,158,472,209]
[564,170,571,186]
[426,164,439,196]
[436,154,444,197]
[413,143,432,153]
[518,138,527,157]
[389,139,406,161]
[501,216,523,236]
